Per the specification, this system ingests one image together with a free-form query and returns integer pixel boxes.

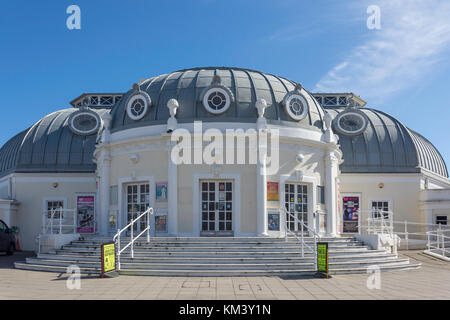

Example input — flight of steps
[14,236,421,276]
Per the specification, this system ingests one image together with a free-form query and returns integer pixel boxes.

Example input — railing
[42,208,77,234]
[113,207,153,270]
[358,209,450,251]
[282,208,320,270]
[364,209,394,236]
[426,228,450,259]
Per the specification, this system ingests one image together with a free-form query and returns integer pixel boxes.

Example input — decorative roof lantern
[167,98,179,132]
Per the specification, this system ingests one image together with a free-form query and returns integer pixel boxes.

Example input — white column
[99,153,111,236]
[168,141,178,235]
[257,155,268,236]
[325,151,339,236]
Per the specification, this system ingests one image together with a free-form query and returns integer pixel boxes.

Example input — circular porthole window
[333,110,368,136]
[126,92,151,121]
[284,94,309,121]
[68,111,102,136]
[202,87,231,114]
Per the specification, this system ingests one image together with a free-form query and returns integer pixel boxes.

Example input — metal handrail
[113,207,153,270]
[427,229,450,258]
[281,208,320,270]
[42,208,77,234]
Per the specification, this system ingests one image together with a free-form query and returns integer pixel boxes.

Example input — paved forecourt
[0,251,449,300]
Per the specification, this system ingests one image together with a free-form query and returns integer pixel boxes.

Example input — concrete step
[51,247,374,257]
[14,235,421,277]
[67,241,365,248]
[59,245,369,253]
[24,256,410,271]
[37,252,398,263]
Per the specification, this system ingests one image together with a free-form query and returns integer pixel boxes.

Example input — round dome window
[334,110,368,136]
[126,92,151,121]
[284,94,309,121]
[202,88,231,114]
[69,111,102,136]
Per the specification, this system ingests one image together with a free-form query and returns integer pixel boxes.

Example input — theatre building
[1,67,449,275]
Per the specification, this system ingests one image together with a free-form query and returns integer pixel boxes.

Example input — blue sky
[0,0,449,169]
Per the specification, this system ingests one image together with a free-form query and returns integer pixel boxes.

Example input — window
[317,186,325,205]
[126,93,151,121]
[371,201,390,219]
[338,97,347,106]
[202,88,231,114]
[69,110,102,136]
[284,94,309,121]
[314,96,322,105]
[0,220,6,231]
[46,200,64,219]
[333,110,368,136]
[90,96,99,105]
[436,216,448,225]
[100,96,113,105]
[324,96,337,106]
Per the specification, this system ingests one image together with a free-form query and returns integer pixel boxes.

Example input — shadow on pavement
[0,251,36,269]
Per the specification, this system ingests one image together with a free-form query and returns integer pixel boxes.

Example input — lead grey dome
[0,108,108,177]
[327,108,448,177]
[110,67,325,132]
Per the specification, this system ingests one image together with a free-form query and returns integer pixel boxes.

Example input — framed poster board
[76,195,95,233]
[155,215,168,233]
[156,182,168,202]
[342,195,360,233]
[268,211,280,231]
[267,182,279,201]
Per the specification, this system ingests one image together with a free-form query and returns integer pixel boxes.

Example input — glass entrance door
[126,183,150,234]
[284,183,308,233]
[201,180,233,236]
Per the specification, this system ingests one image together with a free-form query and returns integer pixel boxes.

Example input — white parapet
[37,233,80,254]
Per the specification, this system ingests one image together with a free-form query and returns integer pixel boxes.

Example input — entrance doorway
[284,183,308,233]
[200,180,233,236]
[126,183,150,234]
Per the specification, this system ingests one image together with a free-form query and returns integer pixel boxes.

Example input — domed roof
[110,67,325,132]
[0,108,108,178]
[326,107,448,178]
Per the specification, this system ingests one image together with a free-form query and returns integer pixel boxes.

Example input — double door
[201,180,233,236]
[285,183,308,233]
[126,183,150,234]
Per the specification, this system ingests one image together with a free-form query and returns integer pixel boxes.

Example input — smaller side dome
[327,107,448,178]
[0,108,109,178]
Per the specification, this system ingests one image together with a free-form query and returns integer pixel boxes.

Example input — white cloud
[314,0,450,103]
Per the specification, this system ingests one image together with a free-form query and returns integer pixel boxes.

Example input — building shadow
[0,251,36,269]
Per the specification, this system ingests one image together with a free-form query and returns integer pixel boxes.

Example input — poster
[268,212,280,231]
[155,215,167,232]
[267,182,279,201]
[77,195,95,233]
[342,196,360,233]
[156,182,168,202]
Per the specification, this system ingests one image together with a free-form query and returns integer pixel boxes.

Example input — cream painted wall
[339,174,422,231]
[12,174,96,250]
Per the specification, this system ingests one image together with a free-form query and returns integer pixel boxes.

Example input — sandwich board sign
[316,242,329,278]
[101,242,118,278]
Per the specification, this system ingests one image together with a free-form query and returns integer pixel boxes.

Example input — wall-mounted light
[296,154,304,164]
[378,182,384,189]
[52,182,59,188]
